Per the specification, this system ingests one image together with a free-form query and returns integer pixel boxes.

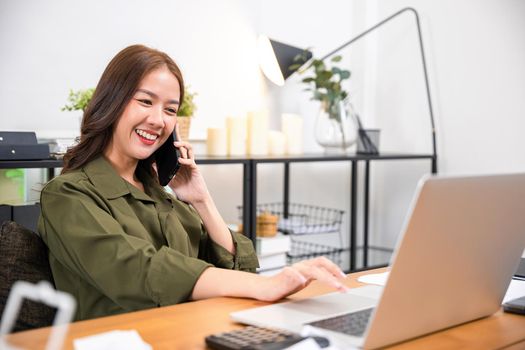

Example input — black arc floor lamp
[259,7,438,173]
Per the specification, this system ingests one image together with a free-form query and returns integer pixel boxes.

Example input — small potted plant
[177,86,197,141]
[62,88,95,112]
[54,88,95,155]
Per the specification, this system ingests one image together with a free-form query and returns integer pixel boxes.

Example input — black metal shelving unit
[0,152,436,272]
[238,153,436,271]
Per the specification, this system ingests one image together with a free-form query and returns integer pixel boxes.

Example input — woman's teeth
[135,129,158,141]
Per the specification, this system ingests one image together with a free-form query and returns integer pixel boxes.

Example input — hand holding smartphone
[155,131,181,186]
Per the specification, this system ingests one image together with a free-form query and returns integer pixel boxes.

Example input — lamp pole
[321,7,438,173]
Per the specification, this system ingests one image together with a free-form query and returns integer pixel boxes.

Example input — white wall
[373,0,525,174]
[1,0,524,263]
[0,0,267,137]
[365,0,525,249]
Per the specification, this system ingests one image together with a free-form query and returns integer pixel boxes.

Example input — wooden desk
[5,268,525,349]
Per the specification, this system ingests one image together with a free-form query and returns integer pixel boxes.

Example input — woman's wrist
[252,275,276,301]
[190,193,214,211]
[193,268,266,300]
[191,194,236,254]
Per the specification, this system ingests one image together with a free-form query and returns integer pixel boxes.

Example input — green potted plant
[291,54,357,152]
[178,86,197,117]
[61,88,95,112]
[177,86,197,141]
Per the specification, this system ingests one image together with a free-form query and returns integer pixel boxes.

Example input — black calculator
[205,326,330,350]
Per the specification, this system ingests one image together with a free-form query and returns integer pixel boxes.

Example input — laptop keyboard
[306,308,374,337]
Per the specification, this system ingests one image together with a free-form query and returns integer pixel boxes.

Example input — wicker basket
[176,116,192,141]
[256,212,279,237]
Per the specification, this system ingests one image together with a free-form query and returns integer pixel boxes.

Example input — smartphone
[503,296,525,315]
[155,131,181,186]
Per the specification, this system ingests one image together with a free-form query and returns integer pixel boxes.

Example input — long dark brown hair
[62,44,184,175]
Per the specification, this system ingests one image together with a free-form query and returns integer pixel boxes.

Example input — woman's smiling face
[105,65,181,166]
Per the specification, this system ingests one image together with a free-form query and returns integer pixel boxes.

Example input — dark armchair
[0,221,56,332]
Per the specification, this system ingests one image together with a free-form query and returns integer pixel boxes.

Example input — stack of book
[256,234,291,276]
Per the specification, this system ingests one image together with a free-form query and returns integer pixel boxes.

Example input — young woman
[38,45,348,321]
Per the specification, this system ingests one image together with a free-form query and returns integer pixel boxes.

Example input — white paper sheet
[357,271,389,286]
[284,338,323,350]
[503,278,525,304]
[357,271,525,305]
[73,330,151,350]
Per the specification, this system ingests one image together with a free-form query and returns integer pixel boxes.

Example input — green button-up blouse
[38,156,258,321]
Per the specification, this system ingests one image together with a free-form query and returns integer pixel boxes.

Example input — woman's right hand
[254,256,349,302]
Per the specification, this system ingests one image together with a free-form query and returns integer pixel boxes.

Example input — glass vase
[315,99,357,152]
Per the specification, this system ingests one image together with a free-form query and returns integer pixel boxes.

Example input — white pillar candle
[282,113,303,155]
[247,111,269,156]
[226,116,247,156]
[268,130,286,155]
[206,128,227,156]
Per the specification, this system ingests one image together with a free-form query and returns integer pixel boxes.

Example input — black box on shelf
[0,131,50,160]
[0,144,50,160]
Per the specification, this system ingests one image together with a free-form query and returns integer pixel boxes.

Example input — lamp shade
[257,35,312,86]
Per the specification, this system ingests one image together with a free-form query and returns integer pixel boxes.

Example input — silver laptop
[231,173,525,349]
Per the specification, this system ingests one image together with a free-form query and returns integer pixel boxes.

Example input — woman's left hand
[167,132,210,204]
